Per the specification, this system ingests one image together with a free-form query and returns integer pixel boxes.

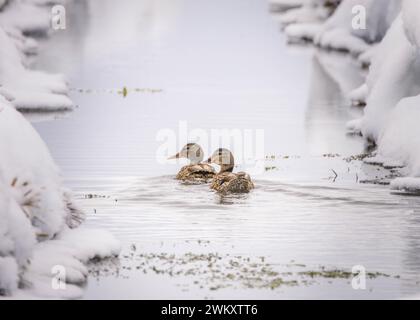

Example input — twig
[330,169,338,182]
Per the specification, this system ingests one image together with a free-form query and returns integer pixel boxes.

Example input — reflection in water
[22,109,73,123]
[305,51,365,155]
[403,208,420,295]
[28,0,420,298]
[35,0,90,76]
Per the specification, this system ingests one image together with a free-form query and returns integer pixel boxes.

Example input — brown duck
[168,143,215,183]
[206,148,254,194]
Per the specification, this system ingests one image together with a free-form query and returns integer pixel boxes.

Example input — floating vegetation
[265,166,277,172]
[71,87,163,97]
[297,269,392,279]
[323,153,340,158]
[84,193,109,199]
[119,86,128,97]
[344,153,371,163]
[264,155,301,160]
[88,244,402,292]
[359,179,391,186]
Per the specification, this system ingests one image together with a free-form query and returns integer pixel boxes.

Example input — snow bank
[314,0,400,54]
[390,177,420,194]
[281,0,400,55]
[23,228,121,299]
[0,97,120,298]
[376,95,420,175]
[0,0,50,35]
[356,0,420,187]
[0,0,73,111]
[278,0,337,28]
[279,0,420,189]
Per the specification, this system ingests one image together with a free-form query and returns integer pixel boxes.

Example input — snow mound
[23,228,121,299]
[390,178,420,194]
[285,23,322,42]
[0,0,51,35]
[0,2,74,111]
[377,95,420,175]
[279,0,400,55]
[349,83,368,106]
[358,1,420,182]
[279,0,420,188]
[0,97,120,298]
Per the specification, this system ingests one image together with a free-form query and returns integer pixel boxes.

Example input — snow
[377,95,420,174]
[269,0,306,13]
[0,0,50,35]
[277,0,334,27]
[285,23,322,42]
[349,83,368,106]
[22,228,121,299]
[280,0,400,55]
[0,96,121,298]
[359,1,420,187]
[279,0,420,190]
[390,178,420,194]
[0,1,121,297]
[0,0,73,111]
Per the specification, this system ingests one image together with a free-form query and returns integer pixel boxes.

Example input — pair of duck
[168,143,254,194]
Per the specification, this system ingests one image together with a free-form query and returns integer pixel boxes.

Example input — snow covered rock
[354,0,420,188]
[0,96,83,236]
[280,0,420,190]
[0,0,51,35]
[0,97,120,298]
[391,177,420,194]
[314,0,400,53]
[282,0,400,55]
[279,0,338,28]
[0,1,73,111]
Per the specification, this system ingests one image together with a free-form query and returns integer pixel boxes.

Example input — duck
[168,143,216,183]
[206,148,254,194]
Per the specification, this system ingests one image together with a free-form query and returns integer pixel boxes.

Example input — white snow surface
[360,0,420,186]
[1,0,121,297]
[0,0,73,110]
[280,0,420,189]
[0,96,121,298]
[280,0,400,54]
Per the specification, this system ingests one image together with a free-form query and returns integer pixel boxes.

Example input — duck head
[206,148,234,173]
[168,143,204,165]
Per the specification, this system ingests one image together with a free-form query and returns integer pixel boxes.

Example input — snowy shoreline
[0,0,120,299]
[272,0,420,192]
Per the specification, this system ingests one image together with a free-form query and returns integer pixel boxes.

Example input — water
[28,0,420,299]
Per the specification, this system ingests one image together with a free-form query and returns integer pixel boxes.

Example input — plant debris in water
[87,244,400,292]
[71,87,163,96]
[344,153,371,163]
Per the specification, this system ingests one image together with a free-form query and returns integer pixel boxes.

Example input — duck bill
[167,153,180,160]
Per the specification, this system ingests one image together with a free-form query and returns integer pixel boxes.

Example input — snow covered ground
[0,0,73,111]
[273,0,420,192]
[0,1,120,299]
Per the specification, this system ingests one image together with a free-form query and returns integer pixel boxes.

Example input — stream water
[28,0,420,299]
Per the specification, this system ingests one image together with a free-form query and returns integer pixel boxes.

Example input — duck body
[210,171,254,194]
[169,143,215,184]
[207,148,254,194]
[176,163,216,183]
